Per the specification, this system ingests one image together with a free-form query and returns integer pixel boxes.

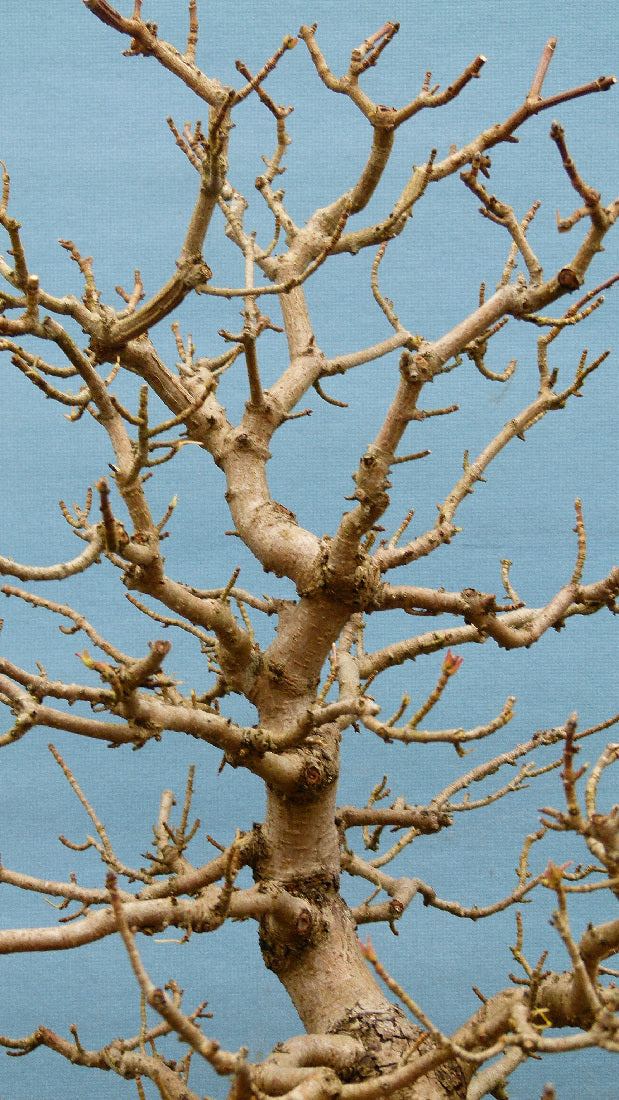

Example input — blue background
[1,2,617,1097]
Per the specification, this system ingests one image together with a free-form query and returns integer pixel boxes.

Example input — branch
[333,51,616,258]
[460,570,619,651]
[0,536,102,582]
[0,892,221,954]
[374,335,615,572]
[430,48,616,183]
[0,869,309,959]
[361,696,515,748]
[336,806,450,835]
[0,1021,205,1099]
[107,870,245,1078]
[83,0,227,106]
[359,566,618,680]
[299,22,486,132]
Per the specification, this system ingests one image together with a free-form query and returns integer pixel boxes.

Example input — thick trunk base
[331,1001,467,1100]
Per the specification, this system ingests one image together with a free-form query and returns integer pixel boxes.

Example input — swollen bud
[76,648,95,669]
[442,649,463,676]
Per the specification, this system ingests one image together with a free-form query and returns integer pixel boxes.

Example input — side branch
[83,0,228,106]
[430,54,616,182]
[359,569,619,677]
[361,696,515,746]
[0,877,313,957]
[0,536,102,582]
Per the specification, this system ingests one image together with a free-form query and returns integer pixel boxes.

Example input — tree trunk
[253,735,468,1099]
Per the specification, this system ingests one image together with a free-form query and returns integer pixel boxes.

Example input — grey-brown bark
[0,6,618,1100]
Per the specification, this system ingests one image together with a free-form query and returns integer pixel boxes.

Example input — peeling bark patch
[257,873,338,969]
[330,1002,466,1099]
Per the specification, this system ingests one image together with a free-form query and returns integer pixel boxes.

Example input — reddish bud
[442,649,463,676]
[543,860,572,888]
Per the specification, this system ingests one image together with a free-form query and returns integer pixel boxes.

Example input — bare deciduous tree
[0,5,617,1099]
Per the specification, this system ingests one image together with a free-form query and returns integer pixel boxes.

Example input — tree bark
[253,729,467,1099]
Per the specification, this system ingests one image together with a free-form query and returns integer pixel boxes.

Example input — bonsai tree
[0,4,617,1098]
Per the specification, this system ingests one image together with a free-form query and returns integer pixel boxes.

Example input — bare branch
[0,536,102,582]
[83,0,228,105]
[1,14,617,1098]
